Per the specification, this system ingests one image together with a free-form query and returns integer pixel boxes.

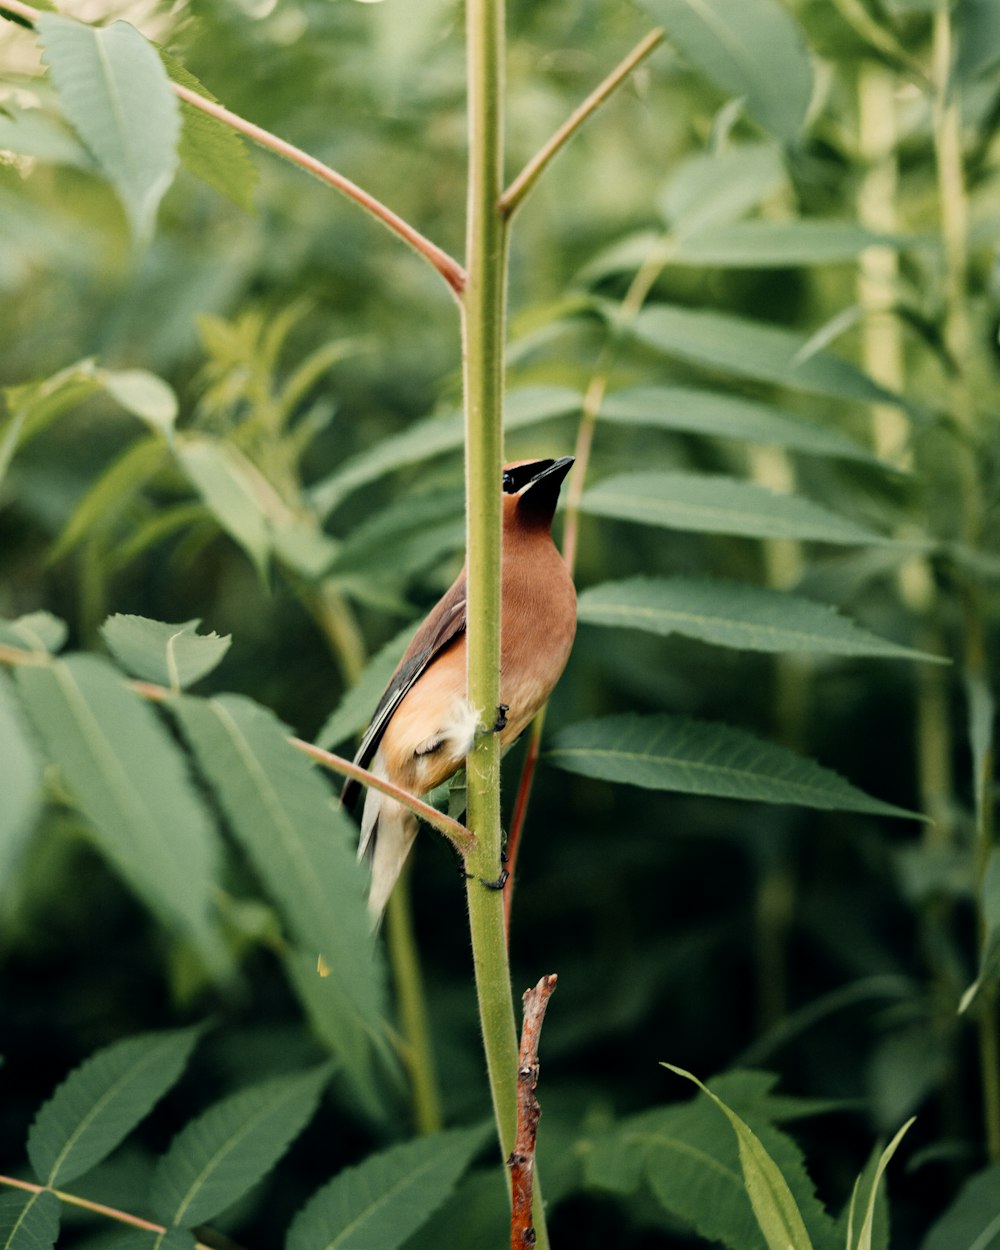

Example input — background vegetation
[1,0,999,1246]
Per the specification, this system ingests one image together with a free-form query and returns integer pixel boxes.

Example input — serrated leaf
[846,1117,914,1250]
[151,1064,331,1228]
[50,437,168,563]
[0,612,67,654]
[314,626,412,750]
[663,1065,815,1250]
[286,1126,487,1250]
[601,385,880,462]
[580,472,896,546]
[310,386,581,518]
[101,615,231,690]
[0,671,43,880]
[548,713,918,818]
[158,50,258,212]
[669,220,906,268]
[96,368,178,438]
[27,1026,202,1187]
[36,15,181,241]
[638,0,813,140]
[14,655,227,975]
[577,577,942,661]
[170,695,387,1092]
[0,1189,60,1250]
[659,144,786,236]
[922,1161,1000,1250]
[632,305,905,408]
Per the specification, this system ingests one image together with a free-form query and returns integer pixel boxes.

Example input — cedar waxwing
[342,457,576,920]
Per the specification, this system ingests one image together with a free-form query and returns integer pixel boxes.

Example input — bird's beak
[523,456,574,493]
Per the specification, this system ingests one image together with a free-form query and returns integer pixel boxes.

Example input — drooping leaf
[14,656,227,975]
[669,220,908,268]
[548,713,917,818]
[662,1066,815,1250]
[599,385,881,464]
[314,626,412,750]
[100,615,231,690]
[0,1189,60,1250]
[638,0,813,140]
[579,472,897,546]
[659,144,787,236]
[285,1126,488,1250]
[0,103,95,169]
[170,695,387,1089]
[921,1161,1000,1250]
[577,577,942,661]
[846,1117,914,1250]
[631,305,906,408]
[27,1026,202,1187]
[96,368,178,439]
[151,1064,331,1228]
[0,671,43,881]
[157,50,258,212]
[0,612,67,654]
[310,386,581,518]
[36,15,181,240]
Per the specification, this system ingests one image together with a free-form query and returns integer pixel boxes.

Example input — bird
[341,456,577,921]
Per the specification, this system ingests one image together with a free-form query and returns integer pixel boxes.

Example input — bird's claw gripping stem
[493,703,509,732]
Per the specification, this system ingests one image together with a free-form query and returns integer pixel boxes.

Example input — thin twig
[0,0,466,298]
[499,29,664,219]
[509,974,558,1250]
[0,1175,215,1250]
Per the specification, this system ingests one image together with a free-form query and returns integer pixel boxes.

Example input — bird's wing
[341,578,468,810]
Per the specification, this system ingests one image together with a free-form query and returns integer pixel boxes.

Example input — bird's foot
[480,867,509,891]
[492,704,509,733]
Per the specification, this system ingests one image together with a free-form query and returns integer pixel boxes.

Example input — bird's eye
[502,470,515,493]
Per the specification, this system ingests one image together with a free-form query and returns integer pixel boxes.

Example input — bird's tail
[359,789,418,924]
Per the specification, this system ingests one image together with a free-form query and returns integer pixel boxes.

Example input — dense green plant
[2,0,1000,1247]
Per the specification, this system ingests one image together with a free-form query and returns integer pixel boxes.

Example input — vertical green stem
[462,1,550,1242]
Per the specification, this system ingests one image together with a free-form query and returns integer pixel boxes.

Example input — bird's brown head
[501,456,574,531]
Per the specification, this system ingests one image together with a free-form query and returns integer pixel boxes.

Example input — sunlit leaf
[639,0,813,140]
[286,1127,488,1250]
[27,1026,202,1187]
[151,1065,331,1228]
[577,577,942,661]
[549,713,918,818]
[36,15,181,240]
[15,656,228,975]
[662,1065,815,1250]
[97,368,178,438]
[579,472,897,545]
[101,615,231,690]
[846,1117,914,1250]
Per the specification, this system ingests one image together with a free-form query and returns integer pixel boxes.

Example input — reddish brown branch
[509,974,558,1249]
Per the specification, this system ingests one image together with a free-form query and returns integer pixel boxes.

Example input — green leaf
[955,0,1000,80]
[286,1126,487,1250]
[158,50,258,212]
[151,1064,331,1228]
[14,655,227,975]
[96,368,178,439]
[36,15,181,241]
[638,0,813,140]
[314,626,412,750]
[0,612,67,654]
[310,386,581,518]
[922,1161,1000,1250]
[0,671,43,881]
[548,713,918,818]
[959,849,1000,1015]
[0,103,95,169]
[101,615,231,690]
[50,437,168,563]
[846,1117,914,1250]
[27,1026,202,1187]
[599,386,881,464]
[662,1065,815,1250]
[579,472,896,546]
[631,305,905,408]
[170,695,386,1087]
[659,144,786,236]
[327,489,464,580]
[577,577,942,661]
[669,220,907,268]
[0,1189,60,1250]
[105,1230,197,1250]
